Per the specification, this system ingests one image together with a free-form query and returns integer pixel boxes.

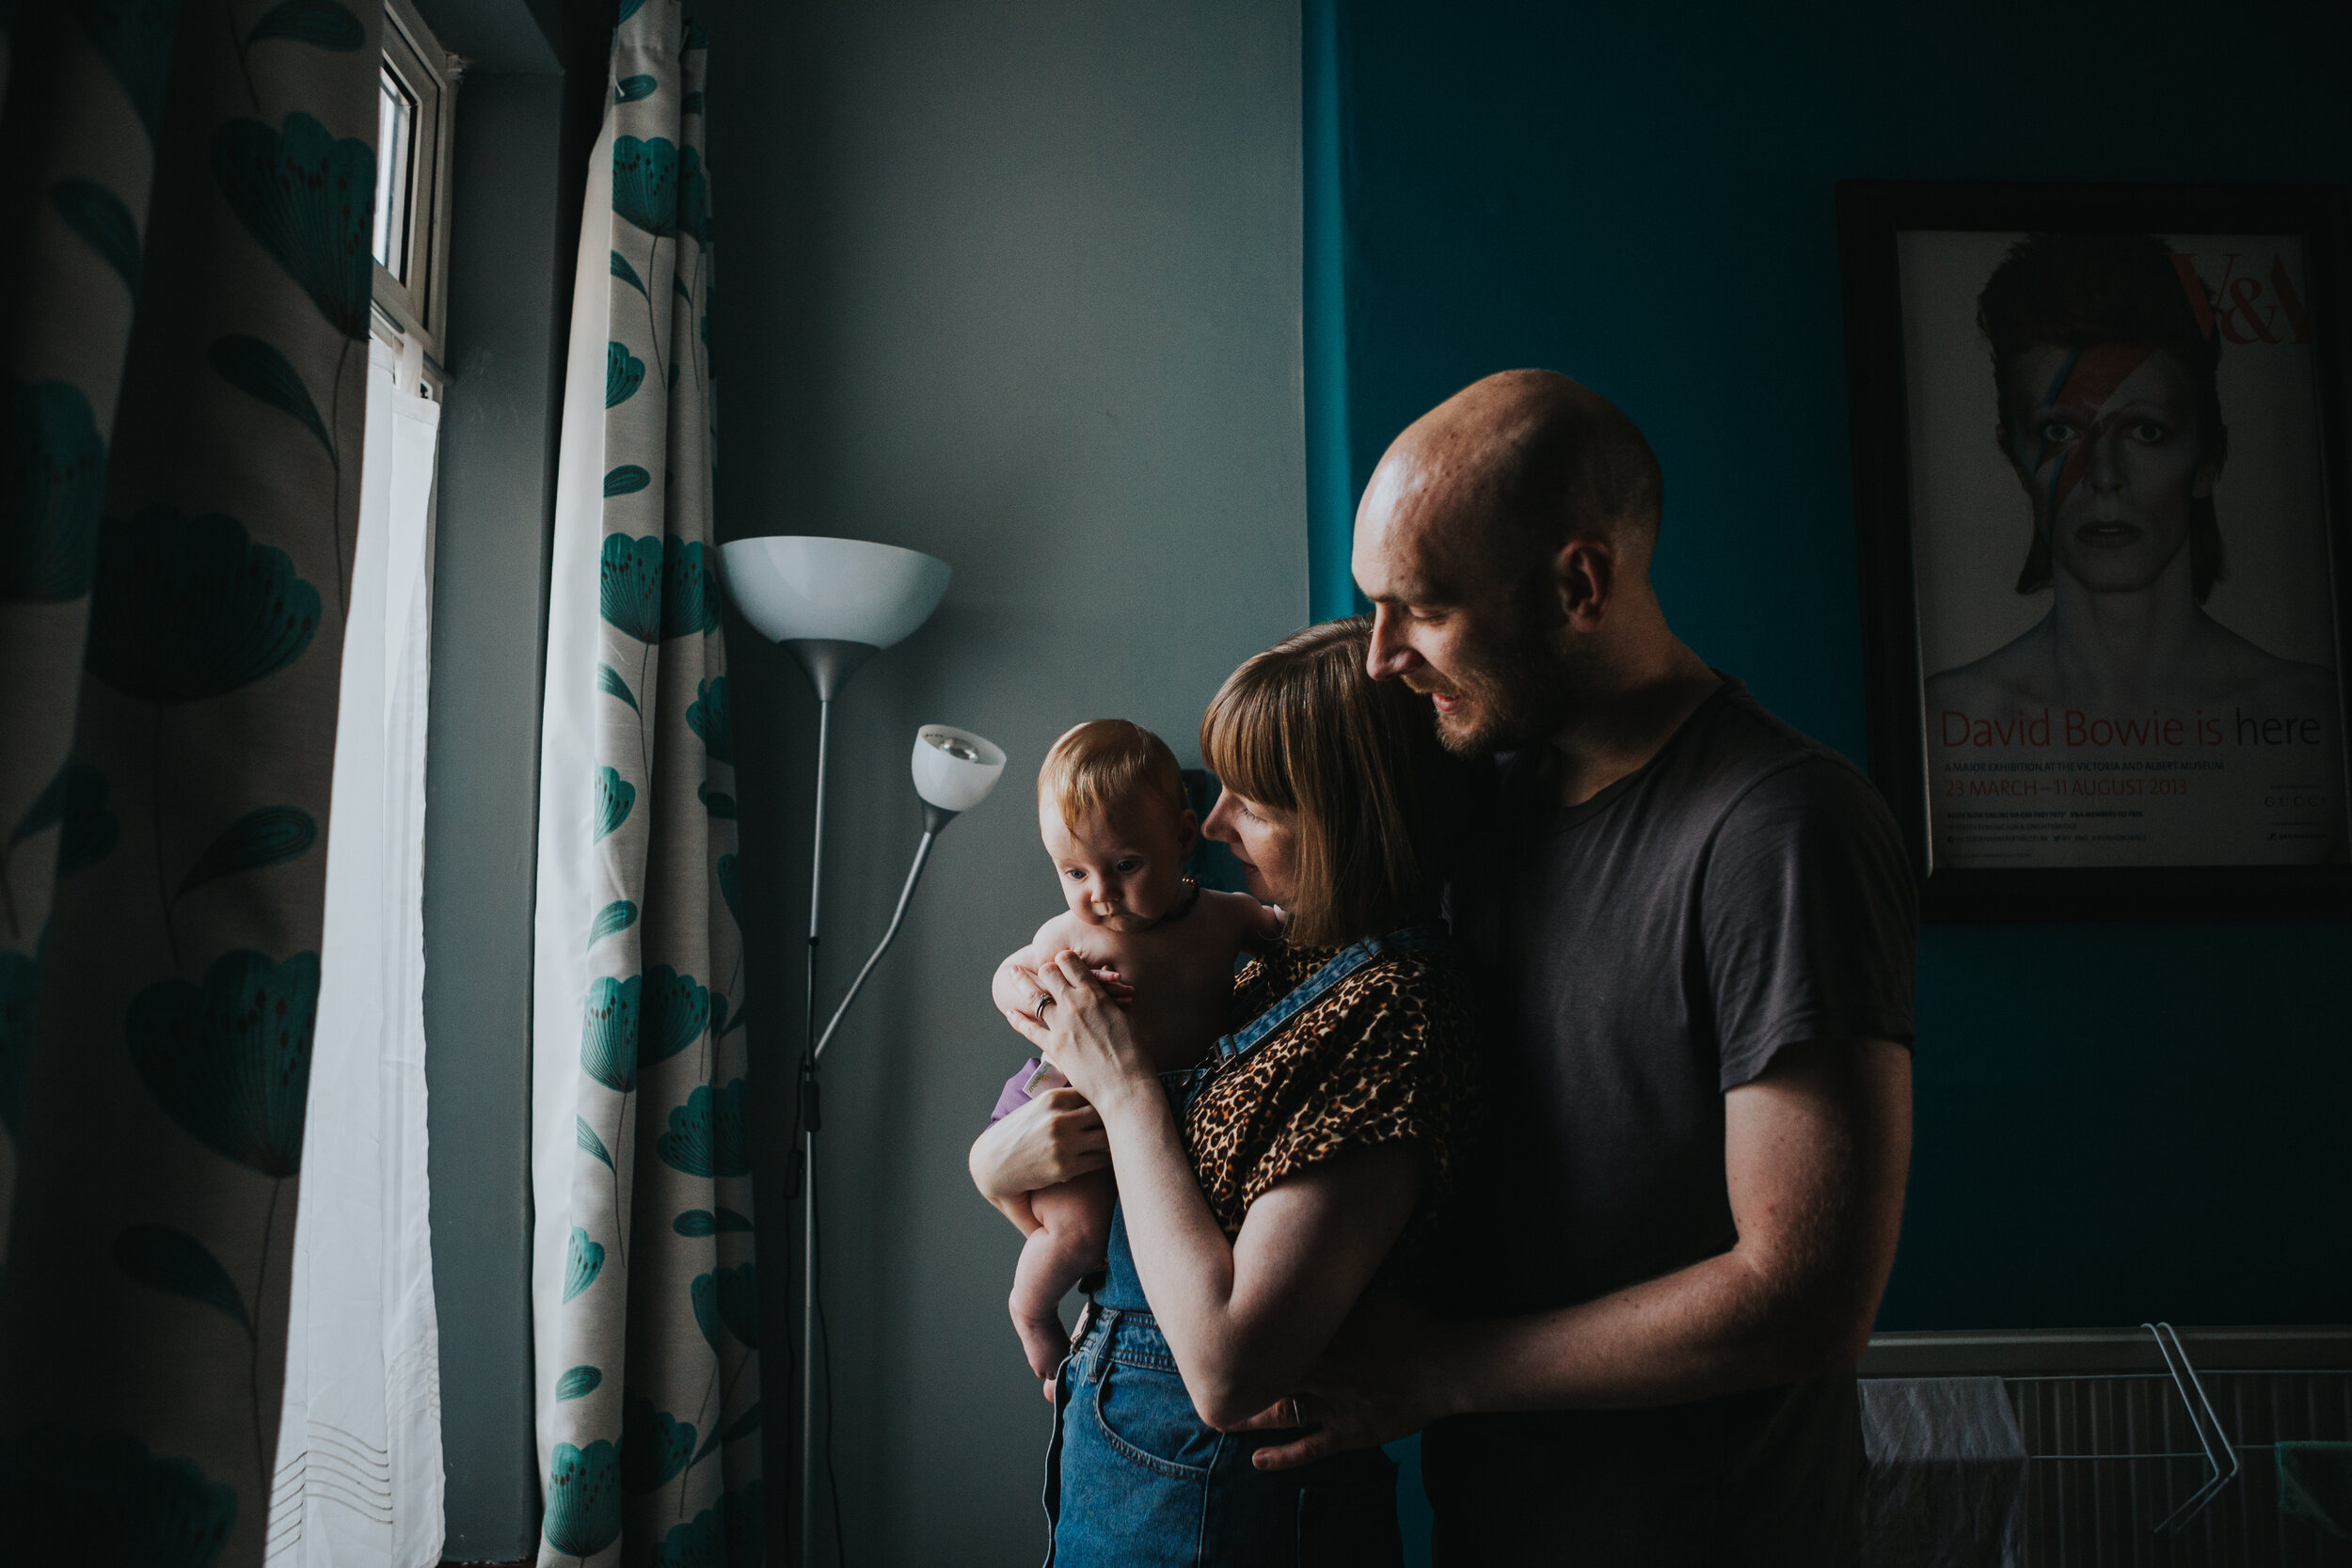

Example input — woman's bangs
[1200,665,1294,810]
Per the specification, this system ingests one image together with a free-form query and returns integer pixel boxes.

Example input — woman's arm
[1116,1099,1419,1429]
[967,1088,1109,1235]
[1242,1037,1912,1468]
[1030,950,1421,1429]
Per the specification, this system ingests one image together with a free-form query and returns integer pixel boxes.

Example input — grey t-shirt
[1423,677,1917,1562]
[1453,676,1916,1307]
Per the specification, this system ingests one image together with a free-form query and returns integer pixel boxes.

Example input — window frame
[373,0,462,396]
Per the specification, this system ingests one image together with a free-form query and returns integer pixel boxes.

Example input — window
[372,0,459,395]
[373,67,416,276]
[265,1,461,1552]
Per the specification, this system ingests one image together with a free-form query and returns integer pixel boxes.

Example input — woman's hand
[994,949,1132,1037]
[1034,948,1160,1121]
[991,952,1049,1036]
[967,1088,1108,1232]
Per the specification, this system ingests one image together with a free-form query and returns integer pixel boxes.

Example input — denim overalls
[1041,928,1443,1568]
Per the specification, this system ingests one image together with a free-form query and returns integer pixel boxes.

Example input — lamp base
[784,638,879,703]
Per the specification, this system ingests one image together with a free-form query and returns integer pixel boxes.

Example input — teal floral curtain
[529,7,757,1564]
[0,0,379,1559]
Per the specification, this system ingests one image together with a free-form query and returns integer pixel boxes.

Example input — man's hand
[1230,1292,1448,1470]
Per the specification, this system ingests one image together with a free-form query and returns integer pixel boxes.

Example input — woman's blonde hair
[1200,617,1455,946]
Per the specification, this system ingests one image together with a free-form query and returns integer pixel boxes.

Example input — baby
[988,719,1280,1377]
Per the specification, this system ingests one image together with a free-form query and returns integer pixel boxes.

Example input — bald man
[1248,372,1915,1565]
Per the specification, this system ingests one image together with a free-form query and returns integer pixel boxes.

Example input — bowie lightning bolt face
[2003,342,2215,595]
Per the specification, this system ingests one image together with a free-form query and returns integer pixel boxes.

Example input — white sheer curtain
[266,340,446,1568]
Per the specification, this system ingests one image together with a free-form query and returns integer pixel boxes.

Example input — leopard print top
[1180,940,1475,1240]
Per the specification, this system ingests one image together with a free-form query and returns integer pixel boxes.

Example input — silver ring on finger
[1034,993,1054,1024]
[1287,1395,1305,1428]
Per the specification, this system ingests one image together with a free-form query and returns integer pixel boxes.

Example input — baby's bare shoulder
[1028,910,1091,956]
[1038,912,1142,974]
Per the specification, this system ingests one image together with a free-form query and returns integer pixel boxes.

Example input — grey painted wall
[421,70,571,1564]
[699,2,1307,1560]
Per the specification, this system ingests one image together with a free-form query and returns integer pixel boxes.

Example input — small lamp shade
[913,725,1005,814]
[719,535,951,648]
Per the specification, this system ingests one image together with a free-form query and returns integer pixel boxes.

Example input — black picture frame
[1837,181,2352,921]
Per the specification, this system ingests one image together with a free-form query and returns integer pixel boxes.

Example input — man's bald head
[1355,371,1677,755]
[1364,369,1663,582]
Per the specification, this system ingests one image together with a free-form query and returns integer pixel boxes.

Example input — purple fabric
[990,1060,1042,1124]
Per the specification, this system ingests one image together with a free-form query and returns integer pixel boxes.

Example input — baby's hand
[1245,900,1288,949]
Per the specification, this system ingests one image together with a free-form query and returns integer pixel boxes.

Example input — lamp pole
[719,535,971,1568]
[801,694,823,1568]
[785,639,874,1568]
[784,651,981,1568]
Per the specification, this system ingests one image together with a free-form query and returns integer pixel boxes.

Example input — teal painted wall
[1303,0,1359,621]
[1312,0,2352,1331]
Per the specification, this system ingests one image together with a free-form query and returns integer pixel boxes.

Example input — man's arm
[1249,1037,1910,1465]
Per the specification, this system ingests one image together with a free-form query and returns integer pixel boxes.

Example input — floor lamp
[718,536,1005,1566]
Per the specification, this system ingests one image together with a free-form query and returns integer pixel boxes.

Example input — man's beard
[1418,609,1580,760]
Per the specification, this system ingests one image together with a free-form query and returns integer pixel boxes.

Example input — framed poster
[1838,182,2352,919]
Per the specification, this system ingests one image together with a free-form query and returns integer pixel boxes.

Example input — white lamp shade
[913,725,1006,813]
[719,535,951,648]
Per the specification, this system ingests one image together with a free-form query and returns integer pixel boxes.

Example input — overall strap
[1215,924,1445,1063]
